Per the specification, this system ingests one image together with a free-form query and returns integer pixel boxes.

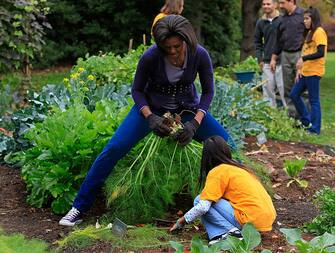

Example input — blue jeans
[290,75,321,134]
[73,105,235,212]
[194,195,241,240]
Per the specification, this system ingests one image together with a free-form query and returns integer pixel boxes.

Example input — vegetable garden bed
[1,136,334,252]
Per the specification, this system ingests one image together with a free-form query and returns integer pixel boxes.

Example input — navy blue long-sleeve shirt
[273,7,305,55]
[131,44,214,112]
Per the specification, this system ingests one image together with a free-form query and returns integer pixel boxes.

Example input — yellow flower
[78,67,85,73]
[70,73,79,80]
[87,75,95,81]
[63,78,69,83]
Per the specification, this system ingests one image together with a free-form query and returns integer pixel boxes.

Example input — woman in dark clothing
[59,15,235,226]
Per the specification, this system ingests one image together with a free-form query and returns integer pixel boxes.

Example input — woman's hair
[152,14,197,54]
[199,135,254,186]
[160,0,184,15]
[304,6,322,43]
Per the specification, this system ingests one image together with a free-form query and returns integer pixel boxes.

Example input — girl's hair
[199,135,255,186]
[152,15,197,54]
[160,0,184,15]
[304,6,322,43]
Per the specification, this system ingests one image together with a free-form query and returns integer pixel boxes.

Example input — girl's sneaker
[59,207,83,226]
[208,228,243,245]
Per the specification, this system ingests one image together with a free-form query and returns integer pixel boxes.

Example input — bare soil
[0,137,334,252]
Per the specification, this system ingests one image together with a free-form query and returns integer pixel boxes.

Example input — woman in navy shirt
[59,15,235,226]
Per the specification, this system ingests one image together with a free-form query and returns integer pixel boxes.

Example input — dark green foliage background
[36,0,241,67]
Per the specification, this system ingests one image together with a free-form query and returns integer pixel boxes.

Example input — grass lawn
[31,67,71,91]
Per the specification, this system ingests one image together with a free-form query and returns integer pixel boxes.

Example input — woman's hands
[177,119,199,146]
[176,110,203,146]
[147,114,171,137]
[170,217,186,232]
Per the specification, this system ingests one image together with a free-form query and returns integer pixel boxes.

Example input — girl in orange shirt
[170,135,276,245]
[290,7,327,135]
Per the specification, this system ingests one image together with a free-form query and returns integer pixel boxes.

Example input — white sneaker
[208,228,243,245]
[59,207,83,226]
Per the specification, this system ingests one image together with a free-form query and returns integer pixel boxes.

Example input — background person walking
[290,7,327,135]
[255,0,286,108]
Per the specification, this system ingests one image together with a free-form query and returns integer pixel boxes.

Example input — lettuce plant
[283,159,308,188]
[280,228,335,253]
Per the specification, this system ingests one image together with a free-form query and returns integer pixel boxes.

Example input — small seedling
[283,158,308,188]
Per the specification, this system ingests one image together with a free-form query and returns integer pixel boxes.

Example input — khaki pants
[262,64,287,108]
[281,51,302,117]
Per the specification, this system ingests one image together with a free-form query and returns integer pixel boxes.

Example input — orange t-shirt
[301,27,328,77]
[200,164,276,231]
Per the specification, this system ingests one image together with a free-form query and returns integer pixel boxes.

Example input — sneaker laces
[64,207,80,220]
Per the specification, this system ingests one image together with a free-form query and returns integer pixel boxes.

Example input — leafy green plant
[210,80,269,148]
[16,100,130,213]
[105,135,202,223]
[255,107,307,141]
[280,227,335,253]
[305,186,335,235]
[170,223,272,253]
[0,0,51,73]
[283,159,308,188]
[73,44,146,87]
[232,56,260,73]
[170,236,222,253]
[218,223,272,253]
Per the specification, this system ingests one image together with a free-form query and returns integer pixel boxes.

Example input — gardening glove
[177,119,199,146]
[147,113,171,137]
[170,218,185,232]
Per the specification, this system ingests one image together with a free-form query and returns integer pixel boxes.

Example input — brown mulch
[0,137,334,252]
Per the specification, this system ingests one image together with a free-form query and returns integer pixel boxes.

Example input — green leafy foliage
[210,80,269,148]
[35,0,241,66]
[170,236,222,253]
[283,159,308,188]
[280,227,335,253]
[73,45,146,87]
[186,0,241,66]
[18,100,130,213]
[39,0,155,66]
[218,223,272,253]
[305,187,335,235]
[170,223,272,253]
[105,136,202,224]
[0,0,51,73]
[232,56,260,73]
[256,107,307,141]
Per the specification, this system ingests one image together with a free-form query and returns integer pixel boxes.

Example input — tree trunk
[240,0,262,60]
